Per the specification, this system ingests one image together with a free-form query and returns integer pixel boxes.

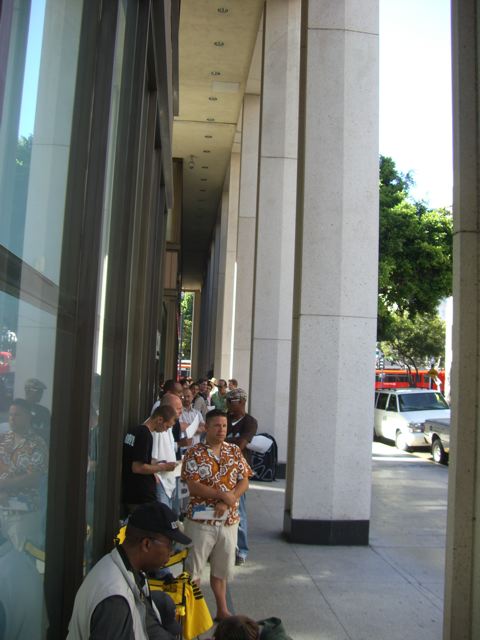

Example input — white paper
[173,460,183,477]
[246,435,273,454]
[185,414,200,439]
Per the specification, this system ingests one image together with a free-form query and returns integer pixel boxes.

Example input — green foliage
[380,312,446,371]
[180,292,194,359]
[378,156,453,342]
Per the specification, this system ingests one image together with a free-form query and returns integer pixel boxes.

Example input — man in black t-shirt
[122,405,177,513]
[226,388,258,565]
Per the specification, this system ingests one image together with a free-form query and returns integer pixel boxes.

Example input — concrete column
[232,95,260,389]
[444,1,480,637]
[214,190,229,377]
[214,152,240,379]
[284,0,379,545]
[249,0,300,460]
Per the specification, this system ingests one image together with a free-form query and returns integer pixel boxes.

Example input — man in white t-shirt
[152,394,183,510]
[180,389,205,446]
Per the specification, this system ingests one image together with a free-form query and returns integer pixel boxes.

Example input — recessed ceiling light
[209,96,218,101]
[214,41,225,47]
[210,71,221,76]
[205,135,213,139]
[203,150,211,153]
[217,7,229,13]
[206,117,215,122]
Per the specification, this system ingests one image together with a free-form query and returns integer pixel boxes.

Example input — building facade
[0,1,477,638]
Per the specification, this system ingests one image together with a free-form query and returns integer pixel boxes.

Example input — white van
[374,388,450,451]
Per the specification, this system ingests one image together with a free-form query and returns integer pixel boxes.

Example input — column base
[276,462,287,479]
[283,510,369,545]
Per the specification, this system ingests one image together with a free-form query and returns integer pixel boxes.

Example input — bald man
[152,393,190,510]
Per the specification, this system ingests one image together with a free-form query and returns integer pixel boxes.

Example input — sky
[379,0,453,209]
[19,0,453,210]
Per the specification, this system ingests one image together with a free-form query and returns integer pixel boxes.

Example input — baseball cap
[128,502,191,545]
[25,378,46,391]
[226,388,247,402]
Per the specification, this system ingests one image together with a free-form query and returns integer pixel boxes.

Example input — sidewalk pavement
[199,441,448,639]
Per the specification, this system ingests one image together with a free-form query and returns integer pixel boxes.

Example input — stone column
[214,190,229,377]
[214,152,240,379]
[232,94,260,389]
[249,0,300,461]
[444,1,480,637]
[284,0,379,544]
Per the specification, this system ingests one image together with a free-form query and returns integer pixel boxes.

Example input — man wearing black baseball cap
[67,502,191,640]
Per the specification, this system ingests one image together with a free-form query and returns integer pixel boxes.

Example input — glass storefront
[0,0,83,636]
[84,0,127,571]
[0,0,176,635]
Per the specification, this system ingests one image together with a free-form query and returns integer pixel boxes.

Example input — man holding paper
[180,389,205,445]
[181,409,253,621]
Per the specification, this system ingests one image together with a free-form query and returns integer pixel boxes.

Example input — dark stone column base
[283,510,369,545]
[276,462,287,479]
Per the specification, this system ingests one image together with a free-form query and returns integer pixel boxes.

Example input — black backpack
[250,433,278,482]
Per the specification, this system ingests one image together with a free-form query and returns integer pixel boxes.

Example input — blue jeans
[237,493,249,559]
[156,481,178,513]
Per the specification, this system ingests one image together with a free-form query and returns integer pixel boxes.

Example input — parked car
[374,388,450,451]
[424,417,450,464]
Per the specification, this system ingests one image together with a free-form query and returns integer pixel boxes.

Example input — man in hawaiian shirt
[181,409,253,621]
[0,398,48,548]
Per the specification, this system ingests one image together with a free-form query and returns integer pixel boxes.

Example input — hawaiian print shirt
[181,441,253,526]
[0,431,48,510]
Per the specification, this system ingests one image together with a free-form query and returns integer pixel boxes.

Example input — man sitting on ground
[213,614,293,640]
[181,409,253,621]
[67,501,191,639]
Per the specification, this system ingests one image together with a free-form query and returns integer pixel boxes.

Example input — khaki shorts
[184,519,239,581]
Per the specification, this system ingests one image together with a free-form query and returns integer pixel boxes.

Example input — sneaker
[235,555,246,566]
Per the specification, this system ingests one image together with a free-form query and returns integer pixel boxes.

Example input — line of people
[68,376,284,639]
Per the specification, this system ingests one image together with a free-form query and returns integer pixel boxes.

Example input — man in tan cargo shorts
[181,408,252,621]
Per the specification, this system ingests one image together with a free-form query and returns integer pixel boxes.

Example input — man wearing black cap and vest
[67,502,191,640]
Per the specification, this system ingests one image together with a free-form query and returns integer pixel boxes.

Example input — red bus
[0,352,12,373]
[375,369,445,393]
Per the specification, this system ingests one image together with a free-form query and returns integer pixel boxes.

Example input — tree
[378,156,453,342]
[379,312,446,375]
[180,292,194,359]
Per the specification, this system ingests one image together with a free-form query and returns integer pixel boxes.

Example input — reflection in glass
[0,0,84,636]
[85,0,127,570]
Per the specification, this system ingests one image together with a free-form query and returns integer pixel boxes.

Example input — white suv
[374,388,450,451]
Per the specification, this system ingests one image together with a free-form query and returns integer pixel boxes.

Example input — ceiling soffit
[173,0,264,289]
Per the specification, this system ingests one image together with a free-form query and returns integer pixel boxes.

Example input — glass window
[84,0,127,571]
[386,395,398,412]
[0,1,83,635]
[376,393,389,410]
[398,392,449,412]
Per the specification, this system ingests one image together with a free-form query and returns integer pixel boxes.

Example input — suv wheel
[395,430,410,452]
[432,437,448,465]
